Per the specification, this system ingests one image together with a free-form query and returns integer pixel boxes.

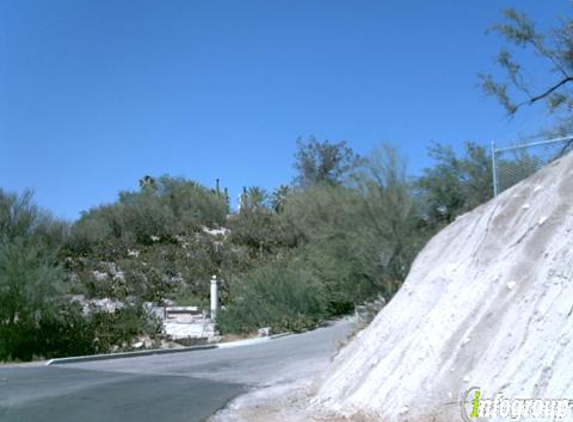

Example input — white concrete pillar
[210,275,218,321]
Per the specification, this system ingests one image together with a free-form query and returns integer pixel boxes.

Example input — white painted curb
[46,332,293,365]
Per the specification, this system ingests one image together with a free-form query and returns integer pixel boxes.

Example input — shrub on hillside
[279,184,387,313]
[0,189,70,360]
[217,263,327,334]
[0,189,156,361]
[66,175,228,257]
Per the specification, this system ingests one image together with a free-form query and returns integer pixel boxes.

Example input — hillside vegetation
[0,139,540,361]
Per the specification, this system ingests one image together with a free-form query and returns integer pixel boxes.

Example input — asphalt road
[0,320,352,422]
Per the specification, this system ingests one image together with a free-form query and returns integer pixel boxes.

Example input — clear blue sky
[0,0,570,220]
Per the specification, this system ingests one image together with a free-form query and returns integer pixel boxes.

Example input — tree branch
[516,76,573,111]
[557,139,573,159]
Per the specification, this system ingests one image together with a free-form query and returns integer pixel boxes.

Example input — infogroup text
[460,387,571,422]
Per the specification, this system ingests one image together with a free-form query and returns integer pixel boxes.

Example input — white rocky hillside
[316,152,573,421]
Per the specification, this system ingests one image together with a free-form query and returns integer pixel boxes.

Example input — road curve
[0,319,352,422]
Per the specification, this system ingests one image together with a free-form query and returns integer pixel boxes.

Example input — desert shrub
[67,175,228,256]
[173,291,209,307]
[279,184,387,312]
[275,145,426,311]
[0,296,157,361]
[297,232,385,315]
[227,208,295,259]
[0,190,71,360]
[153,176,228,229]
[0,238,68,361]
[356,145,427,293]
[0,190,155,361]
[63,176,228,303]
[417,142,493,227]
[81,304,160,354]
[65,213,114,256]
[217,262,327,334]
[3,302,158,361]
[117,199,175,245]
[72,198,175,249]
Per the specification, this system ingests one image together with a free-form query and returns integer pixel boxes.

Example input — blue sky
[0,0,570,220]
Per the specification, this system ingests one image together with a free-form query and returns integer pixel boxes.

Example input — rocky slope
[316,152,573,421]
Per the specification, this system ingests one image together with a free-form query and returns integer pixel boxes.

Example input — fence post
[491,140,498,197]
[210,275,218,321]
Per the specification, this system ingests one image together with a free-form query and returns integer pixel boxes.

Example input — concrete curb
[269,332,292,340]
[210,332,294,349]
[45,332,294,366]
[46,344,218,366]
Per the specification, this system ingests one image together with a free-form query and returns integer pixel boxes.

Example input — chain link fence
[492,135,573,196]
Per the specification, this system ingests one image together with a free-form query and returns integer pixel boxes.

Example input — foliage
[66,175,228,255]
[417,142,493,227]
[0,190,156,361]
[0,189,69,251]
[62,176,229,304]
[355,144,426,293]
[271,184,291,213]
[239,186,270,212]
[228,209,283,257]
[0,302,156,361]
[0,189,68,360]
[279,185,376,313]
[80,304,160,355]
[216,262,327,334]
[2,135,518,348]
[229,186,298,261]
[13,7,570,352]
[280,144,425,311]
[480,7,573,116]
[293,136,362,187]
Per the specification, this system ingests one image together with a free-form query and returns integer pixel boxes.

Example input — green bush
[62,175,229,304]
[0,302,158,361]
[66,175,228,256]
[152,176,228,229]
[279,184,391,311]
[0,189,156,361]
[81,304,160,355]
[0,189,70,360]
[217,263,327,334]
